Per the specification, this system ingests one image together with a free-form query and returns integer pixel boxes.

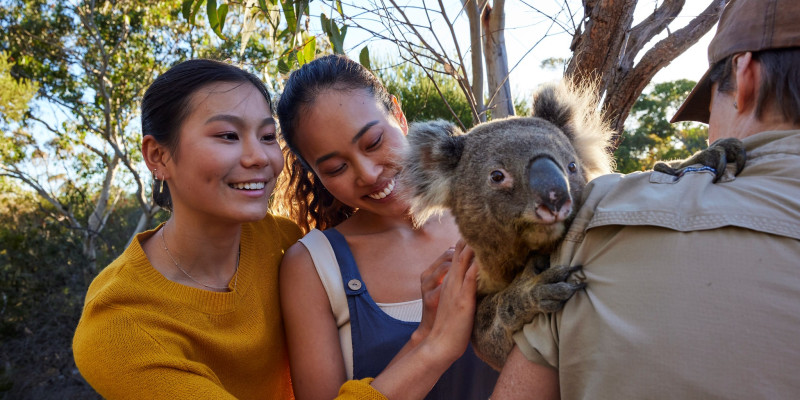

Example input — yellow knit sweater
[74,215,389,399]
[73,215,303,399]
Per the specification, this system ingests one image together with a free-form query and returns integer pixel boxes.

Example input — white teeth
[368,178,395,200]
[230,182,265,190]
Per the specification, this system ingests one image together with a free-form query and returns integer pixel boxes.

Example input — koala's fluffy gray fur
[400,81,615,369]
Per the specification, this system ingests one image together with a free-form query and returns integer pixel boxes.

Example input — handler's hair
[140,59,273,211]
[273,54,398,233]
[710,47,800,124]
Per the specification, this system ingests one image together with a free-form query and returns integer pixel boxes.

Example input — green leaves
[182,0,204,25]
[616,79,706,173]
[181,0,227,39]
[296,36,316,66]
[0,52,39,124]
[206,0,228,39]
[359,46,370,70]
[281,0,297,34]
[320,13,347,54]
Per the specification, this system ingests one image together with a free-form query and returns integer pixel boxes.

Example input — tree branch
[622,0,685,68]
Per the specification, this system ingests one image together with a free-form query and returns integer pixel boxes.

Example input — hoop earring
[153,168,165,196]
[733,101,738,110]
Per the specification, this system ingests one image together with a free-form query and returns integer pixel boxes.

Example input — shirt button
[348,279,362,290]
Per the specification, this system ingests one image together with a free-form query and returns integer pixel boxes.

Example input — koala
[400,80,746,370]
[400,81,613,369]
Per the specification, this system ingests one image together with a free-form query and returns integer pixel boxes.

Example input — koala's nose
[528,157,572,222]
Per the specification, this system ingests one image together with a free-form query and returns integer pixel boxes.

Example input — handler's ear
[732,52,757,115]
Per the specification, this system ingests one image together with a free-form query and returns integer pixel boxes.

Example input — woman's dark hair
[709,47,800,124]
[141,59,273,210]
[273,54,397,233]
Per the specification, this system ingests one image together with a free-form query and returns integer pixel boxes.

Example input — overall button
[348,279,362,290]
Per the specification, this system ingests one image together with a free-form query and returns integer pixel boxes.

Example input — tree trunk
[482,0,514,119]
[463,0,487,123]
[128,207,158,247]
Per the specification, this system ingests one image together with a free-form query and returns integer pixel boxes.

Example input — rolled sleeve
[512,312,560,369]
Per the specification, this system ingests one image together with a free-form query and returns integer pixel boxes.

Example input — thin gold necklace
[160,224,239,291]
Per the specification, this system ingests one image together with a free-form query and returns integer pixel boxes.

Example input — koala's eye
[568,162,578,173]
[490,170,505,183]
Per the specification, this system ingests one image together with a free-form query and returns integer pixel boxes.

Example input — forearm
[491,346,559,400]
[370,339,456,400]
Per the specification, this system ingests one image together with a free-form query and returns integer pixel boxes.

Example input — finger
[445,242,475,288]
[421,247,454,279]
[453,243,475,274]
[421,248,454,290]
[465,260,478,286]
[422,284,443,306]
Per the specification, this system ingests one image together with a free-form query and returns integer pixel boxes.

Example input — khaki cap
[671,0,800,123]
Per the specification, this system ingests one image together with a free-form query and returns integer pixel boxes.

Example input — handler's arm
[491,345,560,400]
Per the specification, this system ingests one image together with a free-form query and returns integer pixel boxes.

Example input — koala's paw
[653,137,746,183]
[528,265,585,313]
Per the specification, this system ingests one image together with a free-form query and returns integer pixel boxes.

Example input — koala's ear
[531,83,573,138]
[532,80,616,179]
[401,120,465,224]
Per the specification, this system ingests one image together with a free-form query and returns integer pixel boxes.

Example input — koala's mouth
[367,178,396,200]
[517,212,566,234]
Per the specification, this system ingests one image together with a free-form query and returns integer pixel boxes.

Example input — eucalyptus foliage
[615,79,709,173]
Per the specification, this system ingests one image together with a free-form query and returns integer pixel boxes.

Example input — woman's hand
[370,240,479,399]
[425,239,479,363]
[413,246,456,344]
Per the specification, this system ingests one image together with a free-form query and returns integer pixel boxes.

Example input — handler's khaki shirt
[514,130,800,399]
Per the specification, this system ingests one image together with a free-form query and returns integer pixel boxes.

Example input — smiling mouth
[368,178,395,200]
[229,182,266,190]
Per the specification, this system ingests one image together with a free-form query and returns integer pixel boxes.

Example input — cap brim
[670,68,713,124]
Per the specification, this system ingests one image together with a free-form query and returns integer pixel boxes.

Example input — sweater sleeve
[335,378,388,400]
[73,303,237,400]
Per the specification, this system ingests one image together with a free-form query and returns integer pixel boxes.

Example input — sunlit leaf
[217,4,228,35]
[359,46,370,70]
[278,57,290,74]
[207,0,219,30]
[320,13,331,36]
[190,0,205,25]
[281,0,296,33]
[181,0,194,21]
[298,36,316,66]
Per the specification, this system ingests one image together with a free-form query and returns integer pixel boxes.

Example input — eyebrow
[314,120,379,166]
[205,114,276,128]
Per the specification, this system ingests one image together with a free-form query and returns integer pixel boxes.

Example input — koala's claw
[537,264,581,284]
[653,137,746,182]
[535,281,585,312]
[529,265,584,312]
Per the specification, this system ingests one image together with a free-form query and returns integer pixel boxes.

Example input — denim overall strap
[321,229,499,399]
[322,229,418,380]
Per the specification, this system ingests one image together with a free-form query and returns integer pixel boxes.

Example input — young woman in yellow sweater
[73,59,481,399]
